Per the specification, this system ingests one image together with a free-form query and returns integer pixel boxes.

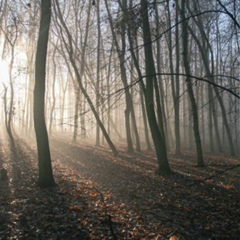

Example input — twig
[93,186,118,240]
[188,164,240,186]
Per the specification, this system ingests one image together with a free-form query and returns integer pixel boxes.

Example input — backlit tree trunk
[180,0,204,166]
[141,0,171,175]
[34,0,56,188]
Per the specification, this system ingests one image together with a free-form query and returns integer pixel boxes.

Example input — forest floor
[0,131,240,240]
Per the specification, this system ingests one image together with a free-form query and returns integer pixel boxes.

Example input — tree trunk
[96,0,101,146]
[174,0,181,155]
[55,0,118,156]
[126,8,152,151]
[34,0,56,188]
[49,47,57,136]
[154,5,170,151]
[105,0,141,152]
[141,0,171,175]
[180,0,204,166]
[187,19,234,155]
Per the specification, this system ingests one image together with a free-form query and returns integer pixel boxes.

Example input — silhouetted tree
[34,0,56,188]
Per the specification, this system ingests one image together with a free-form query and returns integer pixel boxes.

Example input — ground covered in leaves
[0,132,240,239]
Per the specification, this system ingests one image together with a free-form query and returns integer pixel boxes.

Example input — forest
[0,0,240,239]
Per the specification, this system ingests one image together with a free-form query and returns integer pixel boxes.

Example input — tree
[34,0,56,188]
[172,0,181,155]
[105,0,141,153]
[186,1,235,156]
[180,0,204,166]
[54,0,118,156]
[0,3,18,142]
[140,0,171,175]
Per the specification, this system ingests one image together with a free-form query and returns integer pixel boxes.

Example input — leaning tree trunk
[34,0,56,188]
[55,0,118,156]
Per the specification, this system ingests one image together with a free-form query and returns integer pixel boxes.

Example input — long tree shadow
[10,134,239,239]
[0,134,92,239]
[0,136,13,236]
[49,137,240,239]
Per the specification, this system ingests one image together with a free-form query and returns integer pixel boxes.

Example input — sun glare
[0,60,10,89]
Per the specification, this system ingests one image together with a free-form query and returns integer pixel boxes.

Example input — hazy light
[0,60,10,89]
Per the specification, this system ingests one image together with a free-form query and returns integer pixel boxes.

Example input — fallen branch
[188,164,240,186]
[93,186,118,240]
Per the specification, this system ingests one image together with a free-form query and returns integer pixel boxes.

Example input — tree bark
[180,0,204,166]
[174,0,181,155]
[141,0,171,175]
[34,0,56,188]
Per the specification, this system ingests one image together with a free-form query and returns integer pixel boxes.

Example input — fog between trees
[0,0,239,183]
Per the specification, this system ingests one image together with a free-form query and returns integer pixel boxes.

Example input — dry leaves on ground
[0,135,240,239]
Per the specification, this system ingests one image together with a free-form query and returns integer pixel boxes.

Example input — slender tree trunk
[55,0,118,156]
[49,47,57,136]
[34,0,56,188]
[208,85,214,152]
[174,0,181,155]
[3,85,11,139]
[0,14,17,142]
[73,89,80,142]
[180,0,204,166]
[166,1,177,151]
[59,71,68,132]
[26,3,37,136]
[96,0,101,146]
[187,21,233,155]
[141,0,171,175]
[126,17,152,151]
[155,5,170,151]
[105,0,141,152]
